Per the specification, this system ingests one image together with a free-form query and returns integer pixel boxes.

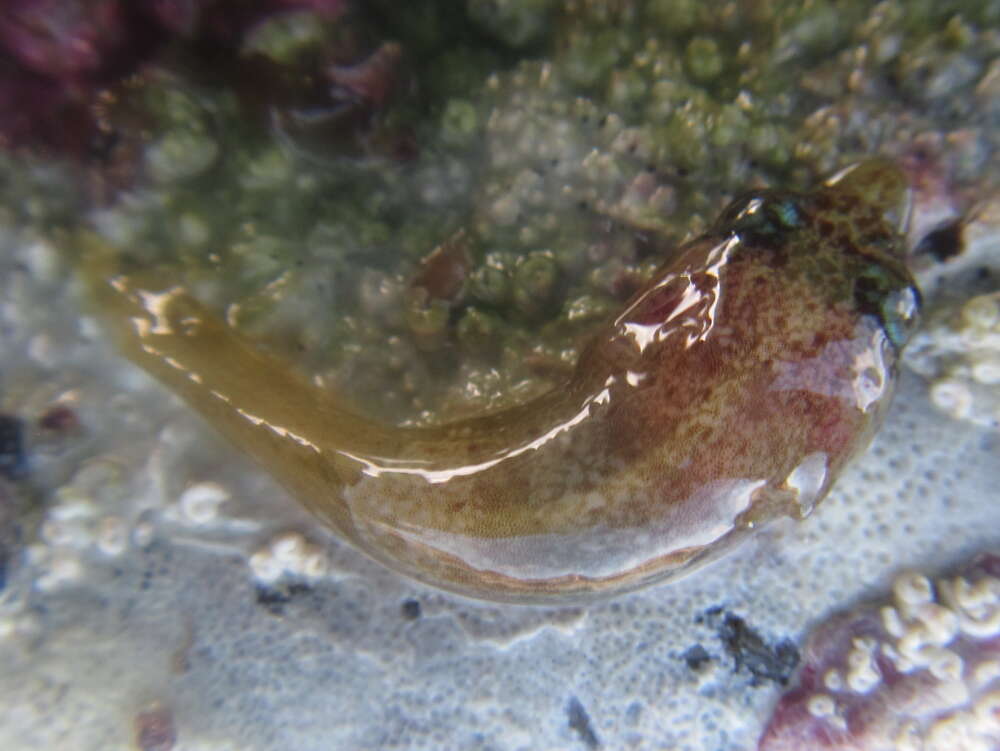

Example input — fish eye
[768,198,801,229]
[854,265,921,351]
[879,284,921,351]
[717,194,801,237]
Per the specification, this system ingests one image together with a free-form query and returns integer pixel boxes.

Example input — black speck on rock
[0,414,26,480]
[401,599,421,620]
[699,608,799,686]
[915,219,964,262]
[0,481,14,593]
[681,644,712,671]
[566,696,600,749]
[255,582,312,615]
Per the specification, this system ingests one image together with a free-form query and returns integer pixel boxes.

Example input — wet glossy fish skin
[81,159,919,604]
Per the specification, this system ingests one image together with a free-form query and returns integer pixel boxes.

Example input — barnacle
[759,553,1000,751]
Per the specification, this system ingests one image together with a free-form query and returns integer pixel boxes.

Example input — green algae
[2,0,997,426]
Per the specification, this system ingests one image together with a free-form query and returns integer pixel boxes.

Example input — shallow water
[1,2,999,749]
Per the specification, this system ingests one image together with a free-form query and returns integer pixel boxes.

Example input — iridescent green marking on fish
[79,158,919,604]
[853,263,922,352]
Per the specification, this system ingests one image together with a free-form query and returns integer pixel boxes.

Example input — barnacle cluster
[759,554,1000,751]
[907,291,1000,429]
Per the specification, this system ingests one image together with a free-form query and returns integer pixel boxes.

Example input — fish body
[82,159,919,603]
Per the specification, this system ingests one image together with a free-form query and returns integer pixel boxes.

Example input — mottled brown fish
[80,159,920,604]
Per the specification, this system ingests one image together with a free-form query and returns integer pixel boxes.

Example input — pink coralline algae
[0,0,346,155]
[0,0,133,154]
[0,0,129,80]
[759,553,1000,751]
